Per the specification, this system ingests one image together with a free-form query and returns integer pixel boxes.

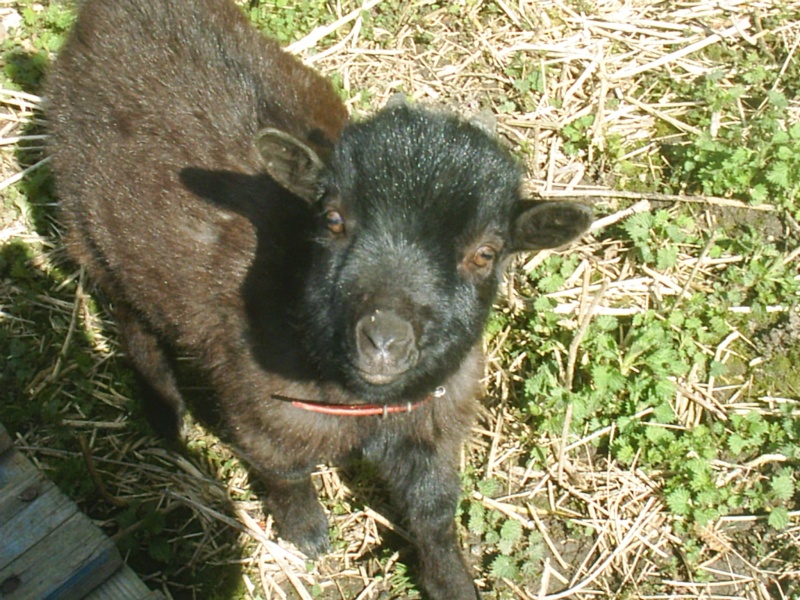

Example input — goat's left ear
[510,201,593,252]
[256,128,325,202]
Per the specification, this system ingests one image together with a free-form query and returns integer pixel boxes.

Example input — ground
[0,1,798,599]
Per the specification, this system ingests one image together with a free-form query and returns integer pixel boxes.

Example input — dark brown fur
[46,1,592,597]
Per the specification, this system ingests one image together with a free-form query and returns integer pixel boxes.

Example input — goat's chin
[353,360,414,386]
[358,371,402,386]
[343,373,407,400]
[338,365,442,406]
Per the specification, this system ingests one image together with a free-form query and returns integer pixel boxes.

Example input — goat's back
[47,0,347,340]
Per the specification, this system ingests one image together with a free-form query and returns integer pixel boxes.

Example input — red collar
[271,386,446,417]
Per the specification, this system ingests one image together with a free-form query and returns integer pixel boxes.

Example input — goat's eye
[325,210,345,235]
[473,245,496,268]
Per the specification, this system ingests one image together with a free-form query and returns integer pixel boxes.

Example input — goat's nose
[359,310,413,353]
[355,310,418,383]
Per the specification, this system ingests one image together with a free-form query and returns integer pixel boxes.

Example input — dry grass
[1,0,799,598]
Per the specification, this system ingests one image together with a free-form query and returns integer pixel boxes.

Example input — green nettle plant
[665,60,800,218]
[248,0,334,43]
[515,203,799,539]
[461,479,546,585]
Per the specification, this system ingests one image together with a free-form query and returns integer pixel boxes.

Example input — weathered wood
[0,475,76,569]
[0,510,122,600]
[0,440,35,495]
[0,440,123,600]
[85,565,165,600]
[0,449,71,572]
[0,423,12,455]
[0,423,163,599]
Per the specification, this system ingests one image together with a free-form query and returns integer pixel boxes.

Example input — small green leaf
[768,506,790,530]
[477,478,499,497]
[667,487,692,516]
[709,360,727,378]
[141,510,166,535]
[645,424,675,444]
[615,442,635,464]
[498,519,523,555]
[623,212,652,243]
[490,555,519,580]
[538,272,565,293]
[595,315,618,332]
[592,365,625,394]
[728,433,748,456]
[656,245,678,270]
[766,161,790,189]
[767,90,788,109]
[497,536,515,556]
[771,474,794,501]
[653,401,676,424]
[468,501,486,535]
[148,537,172,563]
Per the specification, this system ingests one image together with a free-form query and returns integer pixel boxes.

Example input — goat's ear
[256,128,325,202]
[510,201,593,252]
[385,92,409,109]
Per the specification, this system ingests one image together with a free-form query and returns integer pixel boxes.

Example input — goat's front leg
[231,432,330,558]
[368,435,479,600]
[258,466,330,558]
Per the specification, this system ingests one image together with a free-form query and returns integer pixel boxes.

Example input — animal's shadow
[0,57,245,597]
[178,166,318,384]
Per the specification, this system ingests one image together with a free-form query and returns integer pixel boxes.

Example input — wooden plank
[0,438,79,572]
[0,423,11,455]
[0,423,162,599]
[0,447,39,492]
[0,509,122,600]
[0,478,76,570]
[85,565,166,600]
[0,453,51,529]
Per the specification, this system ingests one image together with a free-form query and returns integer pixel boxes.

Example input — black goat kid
[46,0,592,597]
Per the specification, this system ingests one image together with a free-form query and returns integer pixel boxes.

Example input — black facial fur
[299,106,523,402]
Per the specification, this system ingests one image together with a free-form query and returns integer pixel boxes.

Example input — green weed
[248,0,333,43]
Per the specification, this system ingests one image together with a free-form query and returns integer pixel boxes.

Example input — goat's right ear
[510,201,593,252]
[256,128,325,202]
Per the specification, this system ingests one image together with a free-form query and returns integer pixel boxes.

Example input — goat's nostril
[357,310,416,366]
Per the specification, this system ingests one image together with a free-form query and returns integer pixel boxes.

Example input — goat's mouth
[355,365,412,386]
